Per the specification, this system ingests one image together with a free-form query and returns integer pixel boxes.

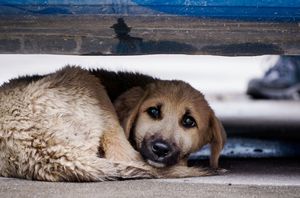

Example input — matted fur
[0,66,226,182]
[0,67,153,181]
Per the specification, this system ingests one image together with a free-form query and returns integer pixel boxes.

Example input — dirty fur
[0,66,226,182]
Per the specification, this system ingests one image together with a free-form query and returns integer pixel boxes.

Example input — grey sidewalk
[0,159,299,198]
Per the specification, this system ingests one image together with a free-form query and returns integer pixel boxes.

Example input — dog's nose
[151,141,171,158]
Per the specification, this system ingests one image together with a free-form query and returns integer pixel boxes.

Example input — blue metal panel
[134,0,300,21]
[132,0,299,7]
[0,0,299,7]
[0,0,300,21]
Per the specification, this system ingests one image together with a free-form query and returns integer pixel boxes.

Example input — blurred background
[0,54,266,94]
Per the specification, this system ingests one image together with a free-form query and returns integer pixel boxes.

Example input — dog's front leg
[155,166,214,178]
[151,158,216,178]
[178,158,189,166]
[100,125,143,162]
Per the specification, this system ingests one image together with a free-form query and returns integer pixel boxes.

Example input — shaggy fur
[0,66,226,182]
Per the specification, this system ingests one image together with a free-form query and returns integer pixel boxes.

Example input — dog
[0,66,226,181]
[112,78,227,178]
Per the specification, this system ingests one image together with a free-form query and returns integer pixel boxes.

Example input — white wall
[0,54,272,94]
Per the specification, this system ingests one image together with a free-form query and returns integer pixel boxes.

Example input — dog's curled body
[0,66,226,182]
[0,67,154,181]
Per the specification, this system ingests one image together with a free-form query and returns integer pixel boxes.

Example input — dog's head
[114,80,226,169]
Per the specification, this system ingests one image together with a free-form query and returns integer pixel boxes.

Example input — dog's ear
[114,87,147,138]
[208,113,226,169]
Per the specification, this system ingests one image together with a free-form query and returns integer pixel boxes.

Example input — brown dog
[0,66,226,181]
[113,80,226,178]
[92,67,226,178]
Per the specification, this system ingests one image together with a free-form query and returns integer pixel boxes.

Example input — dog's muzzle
[141,138,180,168]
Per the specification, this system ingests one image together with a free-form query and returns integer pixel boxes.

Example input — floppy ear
[114,87,147,138]
[209,113,227,169]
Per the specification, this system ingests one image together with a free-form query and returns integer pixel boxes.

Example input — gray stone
[80,36,117,55]
[0,16,299,55]
[0,38,21,53]
[24,35,77,54]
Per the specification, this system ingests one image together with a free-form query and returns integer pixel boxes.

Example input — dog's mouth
[140,138,180,168]
[146,159,166,168]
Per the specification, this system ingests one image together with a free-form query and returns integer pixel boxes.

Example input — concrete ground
[0,159,299,198]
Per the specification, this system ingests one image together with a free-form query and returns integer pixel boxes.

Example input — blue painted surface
[0,0,300,21]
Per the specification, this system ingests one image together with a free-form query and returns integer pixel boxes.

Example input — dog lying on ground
[0,66,226,181]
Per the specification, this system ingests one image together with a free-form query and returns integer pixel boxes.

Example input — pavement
[0,159,299,198]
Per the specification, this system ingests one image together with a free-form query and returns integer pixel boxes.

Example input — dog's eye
[146,106,161,119]
[182,115,197,128]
